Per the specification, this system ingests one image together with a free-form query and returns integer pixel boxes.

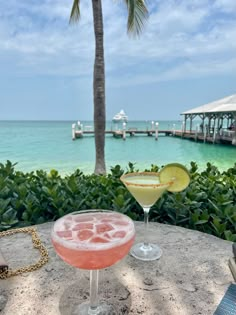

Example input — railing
[221,129,235,138]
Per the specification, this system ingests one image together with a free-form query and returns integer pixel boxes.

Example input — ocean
[0,120,235,176]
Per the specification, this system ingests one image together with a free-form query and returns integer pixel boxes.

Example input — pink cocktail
[51,210,135,315]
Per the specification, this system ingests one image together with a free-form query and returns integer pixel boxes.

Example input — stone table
[0,222,234,315]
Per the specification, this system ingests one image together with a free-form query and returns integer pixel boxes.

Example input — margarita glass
[51,210,135,315]
[120,172,173,261]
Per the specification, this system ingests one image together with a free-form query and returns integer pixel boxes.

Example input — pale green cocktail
[121,164,190,261]
[123,175,170,207]
[120,172,173,261]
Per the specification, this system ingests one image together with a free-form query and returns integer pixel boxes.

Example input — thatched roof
[182,94,236,115]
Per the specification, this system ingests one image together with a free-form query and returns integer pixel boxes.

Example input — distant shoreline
[0,119,184,122]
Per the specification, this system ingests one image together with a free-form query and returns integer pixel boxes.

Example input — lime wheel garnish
[159,163,190,192]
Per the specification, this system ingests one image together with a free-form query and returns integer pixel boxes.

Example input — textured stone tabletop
[0,222,233,315]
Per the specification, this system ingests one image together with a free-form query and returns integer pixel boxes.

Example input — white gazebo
[181,94,236,144]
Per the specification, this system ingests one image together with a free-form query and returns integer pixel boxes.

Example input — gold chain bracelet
[0,227,49,279]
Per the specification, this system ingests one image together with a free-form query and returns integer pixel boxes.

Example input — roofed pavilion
[180,94,236,145]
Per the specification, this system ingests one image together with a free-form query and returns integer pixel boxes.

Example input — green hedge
[0,160,235,241]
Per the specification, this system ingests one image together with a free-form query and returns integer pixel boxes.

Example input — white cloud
[147,1,208,37]
[107,54,236,88]
[0,0,235,85]
[213,0,236,12]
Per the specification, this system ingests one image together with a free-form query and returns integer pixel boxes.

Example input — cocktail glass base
[72,302,116,315]
[130,242,162,261]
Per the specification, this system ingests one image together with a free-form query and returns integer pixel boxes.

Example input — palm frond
[125,0,148,37]
[69,0,81,24]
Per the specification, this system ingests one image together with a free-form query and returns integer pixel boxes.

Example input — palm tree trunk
[92,0,106,175]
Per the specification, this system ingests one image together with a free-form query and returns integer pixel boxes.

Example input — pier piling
[123,122,126,140]
[155,122,159,140]
[72,123,76,140]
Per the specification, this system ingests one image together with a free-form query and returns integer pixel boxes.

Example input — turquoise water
[0,120,235,175]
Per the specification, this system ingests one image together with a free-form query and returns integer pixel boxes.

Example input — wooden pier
[173,129,236,145]
[71,123,236,145]
[73,128,172,140]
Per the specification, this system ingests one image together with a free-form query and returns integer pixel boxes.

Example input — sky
[0,0,236,121]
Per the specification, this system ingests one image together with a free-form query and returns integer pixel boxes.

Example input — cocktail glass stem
[88,270,99,315]
[143,207,150,249]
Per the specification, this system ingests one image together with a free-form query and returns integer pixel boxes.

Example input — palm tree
[70,0,148,174]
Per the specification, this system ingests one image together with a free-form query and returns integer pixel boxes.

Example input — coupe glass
[51,209,135,315]
[120,172,173,261]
